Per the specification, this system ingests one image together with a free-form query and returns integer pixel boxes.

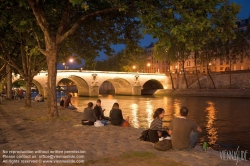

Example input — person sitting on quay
[12,89,17,99]
[94,99,109,120]
[82,102,97,126]
[109,102,129,126]
[34,94,44,102]
[59,96,67,109]
[168,106,202,150]
[0,89,6,99]
[0,92,3,104]
[63,94,77,111]
[12,88,19,99]
[148,108,170,143]
[18,88,24,99]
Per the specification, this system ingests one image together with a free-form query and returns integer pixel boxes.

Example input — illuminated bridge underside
[12,70,168,97]
[106,78,132,95]
[67,76,89,96]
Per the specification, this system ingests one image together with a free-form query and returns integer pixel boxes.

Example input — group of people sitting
[81,98,202,150]
[82,99,129,127]
[148,106,202,150]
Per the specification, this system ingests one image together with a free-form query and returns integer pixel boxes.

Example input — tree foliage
[95,44,145,72]
[0,1,47,104]
[139,0,240,89]
[17,0,150,117]
[140,0,240,60]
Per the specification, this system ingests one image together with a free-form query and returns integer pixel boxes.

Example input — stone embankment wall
[145,71,250,98]
[149,89,250,98]
[166,70,250,90]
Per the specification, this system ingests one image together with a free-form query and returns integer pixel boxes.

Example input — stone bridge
[12,70,168,97]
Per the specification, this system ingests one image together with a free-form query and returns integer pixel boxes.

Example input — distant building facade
[144,42,169,74]
[144,16,250,74]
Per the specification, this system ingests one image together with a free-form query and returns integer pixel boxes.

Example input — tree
[0,63,7,81]
[139,0,240,89]
[21,0,148,118]
[0,1,47,106]
[0,31,47,105]
[94,45,145,72]
[153,41,177,89]
[193,51,201,89]
[200,41,218,89]
[0,63,7,94]
[217,29,249,88]
[120,46,145,72]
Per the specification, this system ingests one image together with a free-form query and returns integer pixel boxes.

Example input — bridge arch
[99,81,115,94]
[58,75,89,97]
[12,78,44,97]
[142,79,164,90]
[99,78,133,95]
[32,79,44,96]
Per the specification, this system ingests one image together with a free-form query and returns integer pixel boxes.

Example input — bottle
[202,142,207,151]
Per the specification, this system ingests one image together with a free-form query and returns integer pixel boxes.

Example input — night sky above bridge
[57,0,250,70]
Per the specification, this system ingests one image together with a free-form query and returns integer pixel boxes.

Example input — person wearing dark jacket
[82,102,97,125]
[109,102,129,126]
[94,99,109,120]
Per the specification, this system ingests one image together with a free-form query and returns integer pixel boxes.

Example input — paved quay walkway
[0,100,249,166]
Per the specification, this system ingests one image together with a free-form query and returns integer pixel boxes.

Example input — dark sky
[232,0,250,18]
[59,0,250,69]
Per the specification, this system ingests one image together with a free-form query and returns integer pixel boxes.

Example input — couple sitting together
[149,107,202,150]
[82,99,129,127]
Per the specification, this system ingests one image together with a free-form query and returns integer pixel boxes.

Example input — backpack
[138,129,150,141]
[121,121,130,127]
[154,139,172,151]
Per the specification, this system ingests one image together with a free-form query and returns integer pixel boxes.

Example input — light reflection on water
[68,95,250,153]
[130,103,139,128]
[173,98,181,117]
[144,101,153,128]
[205,101,218,145]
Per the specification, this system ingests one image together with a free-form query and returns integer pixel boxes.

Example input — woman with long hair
[148,108,169,143]
[109,102,129,126]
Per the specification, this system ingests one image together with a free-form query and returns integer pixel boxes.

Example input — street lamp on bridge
[147,63,151,73]
[132,65,136,72]
[62,58,74,70]
[62,62,69,70]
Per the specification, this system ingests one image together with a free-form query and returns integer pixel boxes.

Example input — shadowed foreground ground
[0,100,249,166]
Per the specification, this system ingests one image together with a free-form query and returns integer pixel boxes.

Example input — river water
[31,91,250,155]
[66,94,250,154]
